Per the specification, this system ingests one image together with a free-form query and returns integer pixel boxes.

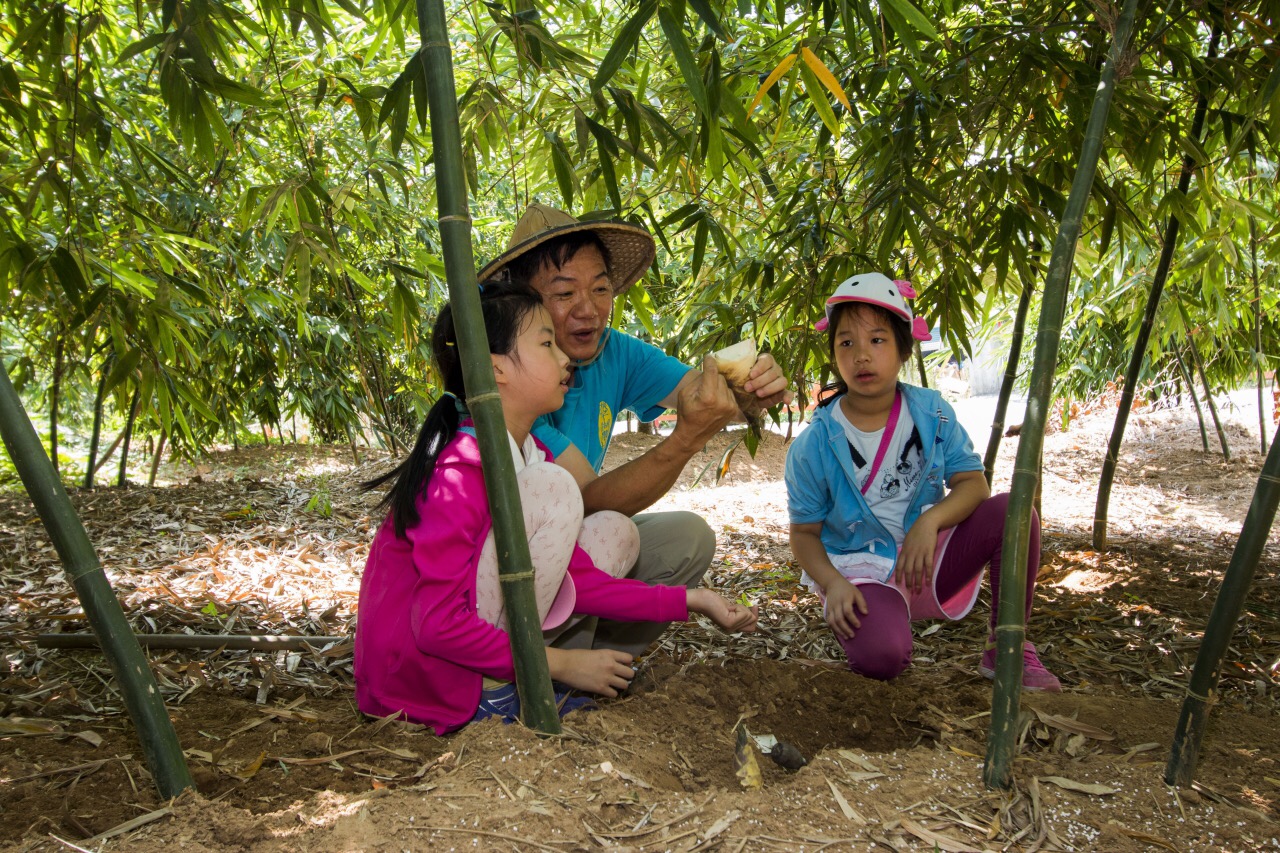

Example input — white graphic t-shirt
[831,400,924,549]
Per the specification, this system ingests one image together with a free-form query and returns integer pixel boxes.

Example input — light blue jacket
[784,383,983,562]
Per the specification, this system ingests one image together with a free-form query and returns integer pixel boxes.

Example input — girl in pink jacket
[355,280,757,733]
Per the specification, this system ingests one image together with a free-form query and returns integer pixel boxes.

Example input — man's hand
[669,356,740,453]
[743,353,793,409]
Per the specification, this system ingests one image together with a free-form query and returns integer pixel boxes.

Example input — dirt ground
[2,395,1278,852]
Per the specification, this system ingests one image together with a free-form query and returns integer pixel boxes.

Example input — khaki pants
[549,510,714,659]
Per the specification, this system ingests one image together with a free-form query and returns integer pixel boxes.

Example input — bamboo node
[468,390,502,405]
[497,571,536,582]
[439,214,471,224]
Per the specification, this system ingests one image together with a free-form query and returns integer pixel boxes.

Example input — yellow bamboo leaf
[229,750,267,780]
[800,47,852,114]
[747,53,797,116]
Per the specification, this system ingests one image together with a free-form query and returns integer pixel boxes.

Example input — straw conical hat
[477,203,656,295]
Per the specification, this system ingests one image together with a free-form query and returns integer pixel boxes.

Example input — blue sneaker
[472,682,521,723]
[554,686,597,716]
[471,682,596,724]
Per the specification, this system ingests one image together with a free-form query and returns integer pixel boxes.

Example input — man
[477,204,791,658]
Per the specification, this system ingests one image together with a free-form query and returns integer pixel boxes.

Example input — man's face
[527,244,615,363]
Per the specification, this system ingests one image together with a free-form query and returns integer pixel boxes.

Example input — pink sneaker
[979,639,1062,692]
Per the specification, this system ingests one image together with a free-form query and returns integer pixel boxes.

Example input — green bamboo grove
[1,0,1274,472]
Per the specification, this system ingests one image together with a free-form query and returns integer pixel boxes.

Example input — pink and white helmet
[814,272,932,341]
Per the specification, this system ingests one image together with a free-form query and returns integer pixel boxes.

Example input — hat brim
[477,219,656,295]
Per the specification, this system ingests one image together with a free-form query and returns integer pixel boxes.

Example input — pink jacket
[354,431,688,733]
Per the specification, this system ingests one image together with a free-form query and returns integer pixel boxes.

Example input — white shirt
[506,432,546,473]
[830,401,922,548]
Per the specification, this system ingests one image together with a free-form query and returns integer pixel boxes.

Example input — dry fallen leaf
[1038,775,1117,795]
[824,775,865,824]
[1033,709,1115,741]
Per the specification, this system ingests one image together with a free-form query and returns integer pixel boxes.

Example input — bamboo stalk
[0,363,193,797]
[983,0,1139,789]
[1250,209,1266,454]
[85,369,107,489]
[148,432,167,487]
[117,386,139,488]
[1092,23,1222,550]
[1174,342,1209,452]
[39,633,344,652]
[88,427,127,480]
[50,336,64,474]
[1188,331,1230,461]
[1166,431,1280,785]
[983,279,1035,485]
[414,0,559,734]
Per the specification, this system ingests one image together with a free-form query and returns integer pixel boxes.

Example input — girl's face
[833,304,908,406]
[493,305,571,418]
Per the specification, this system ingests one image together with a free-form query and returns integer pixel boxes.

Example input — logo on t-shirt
[598,401,613,450]
[877,426,924,499]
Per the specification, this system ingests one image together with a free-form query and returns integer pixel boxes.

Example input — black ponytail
[362,279,543,538]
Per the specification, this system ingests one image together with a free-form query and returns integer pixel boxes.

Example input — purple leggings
[838,493,1040,680]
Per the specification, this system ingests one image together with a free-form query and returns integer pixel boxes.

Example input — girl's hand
[898,516,940,594]
[687,588,759,634]
[822,577,868,641]
[545,647,635,697]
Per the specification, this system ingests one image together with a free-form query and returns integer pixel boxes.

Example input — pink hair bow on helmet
[895,279,932,341]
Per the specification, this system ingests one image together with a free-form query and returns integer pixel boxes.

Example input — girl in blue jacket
[785,273,1060,691]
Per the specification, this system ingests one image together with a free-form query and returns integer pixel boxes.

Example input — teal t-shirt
[532,330,690,472]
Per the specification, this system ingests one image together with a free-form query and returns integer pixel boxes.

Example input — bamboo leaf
[748,53,796,116]
[549,133,575,207]
[390,79,410,155]
[624,283,657,337]
[343,261,379,294]
[1038,776,1117,796]
[797,59,840,137]
[103,348,142,393]
[691,215,708,281]
[658,5,710,117]
[881,0,939,40]
[686,0,728,39]
[296,243,311,305]
[117,32,168,64]
[799,47,851,113]
[598,147,622,209]
[49,247,87,306]
[593,0,658,92]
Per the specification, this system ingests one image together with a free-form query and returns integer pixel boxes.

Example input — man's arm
[567,356,740,516]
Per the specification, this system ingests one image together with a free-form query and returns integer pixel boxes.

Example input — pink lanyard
[859,391,901,496]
